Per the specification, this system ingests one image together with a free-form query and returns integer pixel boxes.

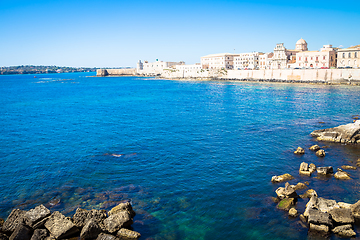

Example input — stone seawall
[160,69,360,84]
[96,69,136,76]
[225,69,360,83]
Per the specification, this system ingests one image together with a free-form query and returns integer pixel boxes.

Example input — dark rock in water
[294,147,305,155]
[103,211,132,234]
[117,228,141,240]
[315,149,326,157]
[317,167,333,175]
[30,229,50,240]
[0,233,9,240]
[96,233,119,240]
[311,121,360,144]
[108,202,136,219]
[329,208,354,224]
[332,224,356,237]
[2,209,26,234]
[9,224,32,240]
[277,198,295,211]
[73,208,107,229]
[24,205,51,228]
[44,211,79,239]
[307,209,333,227]
[80,219,103,240]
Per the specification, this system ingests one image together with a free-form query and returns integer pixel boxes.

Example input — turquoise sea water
[1,72,360,239]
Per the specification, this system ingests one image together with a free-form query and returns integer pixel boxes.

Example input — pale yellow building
[337,45,360,68]
[201,53,239,70]
[259,53,273,69]
[137,59,184,75]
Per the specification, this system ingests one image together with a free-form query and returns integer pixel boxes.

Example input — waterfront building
[233,52,261,70]
[271,38,308,69]
[296,45,337,69]
[337,45,360,68]
[259,53,274,69]
[200,53,239,70]
[137,59,185,75]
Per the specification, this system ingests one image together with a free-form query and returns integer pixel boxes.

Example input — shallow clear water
[0,73,360,239]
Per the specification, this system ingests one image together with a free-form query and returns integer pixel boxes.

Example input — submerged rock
[277,198,295,211]
[271,174,294,183]
[311,120,360,144]
[294,147,305,155]
[341,165,357,170]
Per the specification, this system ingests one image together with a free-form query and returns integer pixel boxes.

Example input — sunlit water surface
[0,73,360,239]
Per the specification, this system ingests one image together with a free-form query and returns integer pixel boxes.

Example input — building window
[349,53,352,58]
[316,57,318,61]
[343,53,345,58]
[355,52,358,58]
[324,56,326,60]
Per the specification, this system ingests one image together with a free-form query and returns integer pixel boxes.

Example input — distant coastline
[0,65,100,75]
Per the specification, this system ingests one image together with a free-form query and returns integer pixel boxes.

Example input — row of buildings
[136,39,360,75]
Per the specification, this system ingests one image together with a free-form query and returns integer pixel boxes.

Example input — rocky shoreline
[0,202,140,240]
[272,120,360,238]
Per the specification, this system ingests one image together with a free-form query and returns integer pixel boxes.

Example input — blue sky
[1,0,359,67]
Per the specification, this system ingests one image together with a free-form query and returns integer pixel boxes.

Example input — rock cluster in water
[0,202,140,240]
[271,156,360,238]
[311,120,360,144]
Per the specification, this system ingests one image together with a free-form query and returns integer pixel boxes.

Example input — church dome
[296,38,307,45]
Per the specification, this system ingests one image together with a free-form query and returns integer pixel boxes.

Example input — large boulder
[304,196,318,217]
[275,182,298,199]
[9,224,32,240]
[73,208,107,229]
[108,202,136,219]
[24,205,51,228]
[30,229,50,240]
[80,219,103,240]
[44,211,79,239]
[271,174,294,183]
[307,209,333,227]
[317,197,339,213]
[117,228,141,240]
[96,233,119,240]
[329,208,354,224]
[332,224,356,237]
[311,120,360,144]
[103,211,132,234]
[350,200,360,219]
[2,209,26,234]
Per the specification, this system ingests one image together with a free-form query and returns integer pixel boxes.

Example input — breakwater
[96,69,136,76]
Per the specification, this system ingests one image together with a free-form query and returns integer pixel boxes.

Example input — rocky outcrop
[316,166,333,175]
[311,120,360,144]
[332,224,356,237]
[0,203,140,240]
[299,162,316,176]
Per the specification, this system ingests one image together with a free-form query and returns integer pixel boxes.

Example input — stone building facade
[233,52,261,70]
[201,53,239,70]
[296,45,337,69]
[337,45,360,68]
[137,60,184,75]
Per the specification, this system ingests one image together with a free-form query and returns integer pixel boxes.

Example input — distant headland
[0,65,99,75]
